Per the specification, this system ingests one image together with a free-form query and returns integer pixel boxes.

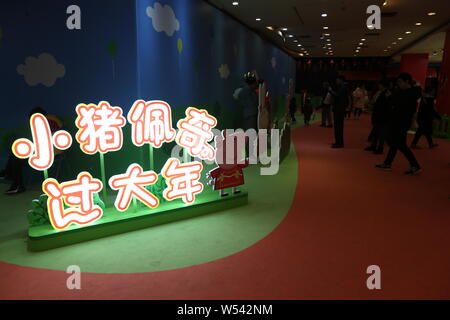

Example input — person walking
[236,72,259,131]
[320,82,333,128]
[411,86,441,149]
[352,83,368,120]
[329,75,350,148]
[364,79,391,154]
[375,73,422,175]
[289,95,297,123]
[302,92,313,126]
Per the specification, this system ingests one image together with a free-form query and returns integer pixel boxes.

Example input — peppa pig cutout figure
[207,130,249,197]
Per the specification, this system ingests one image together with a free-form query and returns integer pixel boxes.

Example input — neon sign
[109,163,160,212]
[75,101,126,155]
[12,113,72,171]
[128,100,176,148]
[42,172,103,230]
[12,101,218,231]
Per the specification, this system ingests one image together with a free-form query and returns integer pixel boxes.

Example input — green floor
[0,114,310,273]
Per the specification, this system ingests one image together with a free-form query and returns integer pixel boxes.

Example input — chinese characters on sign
[12,101,218,230]
[75,101,126,155]
[12,113,72,171]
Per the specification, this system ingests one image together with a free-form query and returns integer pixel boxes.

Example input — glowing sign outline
[42,172,103,231]
[75,101,126,155]
[12,113,72,171]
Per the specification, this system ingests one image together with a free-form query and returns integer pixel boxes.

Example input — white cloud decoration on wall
[271,57,277,69]
[218,64,230,79]
[146,2,180,37]
[17,53,65,87]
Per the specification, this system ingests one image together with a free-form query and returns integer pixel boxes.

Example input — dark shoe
[331,144,344,149]
[233,190,241,195]
[373,149,384,155]
[404,167,422,175]
[220,192,229,197]
[364,146,376,152]
[375,163,392,171]
[4,185,26,195]
[430,144,439,149]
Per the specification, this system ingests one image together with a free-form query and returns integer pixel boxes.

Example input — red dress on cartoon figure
[208,130,249,197]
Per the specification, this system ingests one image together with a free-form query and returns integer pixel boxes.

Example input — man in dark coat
[411,87,441,149]
[364,79,391,154]
[329,75,350,148]
[375,73,422,175]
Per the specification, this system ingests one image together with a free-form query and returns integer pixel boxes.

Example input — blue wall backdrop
[0,0,295,180]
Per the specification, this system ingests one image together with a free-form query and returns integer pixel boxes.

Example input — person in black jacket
[302,93,313,126]
[289,95,297,123]
[364,79,391,154]
[375,73,422,175]
[411,86,441,149]
[329,75,350,148]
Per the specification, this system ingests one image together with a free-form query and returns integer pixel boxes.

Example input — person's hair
[424,86,434,95]
[397,73,413,85]
[379,79,390,88]
[244,72,257,85]
[29,107,47,118]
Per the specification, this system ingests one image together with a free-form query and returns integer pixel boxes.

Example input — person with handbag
[375,73,422,175]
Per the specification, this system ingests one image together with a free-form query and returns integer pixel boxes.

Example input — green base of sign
[28,190,248,252]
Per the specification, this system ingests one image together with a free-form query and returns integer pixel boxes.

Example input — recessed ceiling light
[387,46,391,48]
[398,37,403,40]
[392,42,397,44]
[357,47,361,49]
[405,31,412,34]
[232,1,239,6]
[293,39,298,42]
[324,33,331,36]
[281,27,288,31]
[359,42,363,45]
[287,34,293,38]
[384,49,388,52]
[323,26,329,29]
[256,18,261,21]
[297,44,302,47]
[428,12,436,16]
[326,39,331,42]
[321,13,328,17]
[361,38,366,41]
[415,22,422,26]
[383,1,388,6]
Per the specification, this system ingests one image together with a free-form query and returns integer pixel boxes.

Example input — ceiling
[207,0,450,61]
